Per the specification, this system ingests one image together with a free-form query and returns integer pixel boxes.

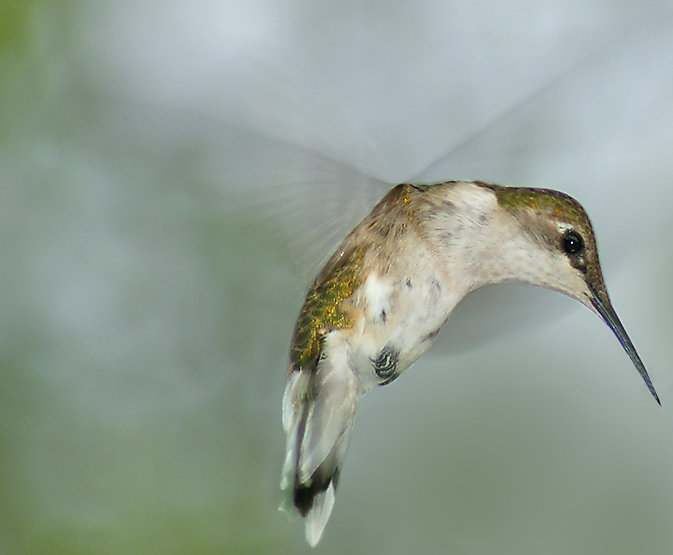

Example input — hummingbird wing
[92,100,392,284]
[411,16,646,186]
[209,125,390,282]
[280,332,361,547]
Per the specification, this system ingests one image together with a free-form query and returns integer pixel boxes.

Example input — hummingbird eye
[562,230,584,255]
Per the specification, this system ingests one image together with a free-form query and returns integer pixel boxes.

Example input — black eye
[562,230,584,255]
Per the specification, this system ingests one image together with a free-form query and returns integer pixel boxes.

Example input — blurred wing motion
[199,123,391,279]
[280,333,362,547]
[412,15,647,186]
[100,102,391,282]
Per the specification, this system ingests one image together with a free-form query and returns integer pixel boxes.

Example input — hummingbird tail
[280,338,361,547]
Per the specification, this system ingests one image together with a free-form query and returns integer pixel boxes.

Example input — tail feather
[303,480,336,547]
[280,335,361,546]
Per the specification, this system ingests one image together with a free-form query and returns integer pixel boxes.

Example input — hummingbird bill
[279,180,660,546]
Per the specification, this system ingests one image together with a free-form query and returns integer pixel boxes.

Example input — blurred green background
[2,1,673,554]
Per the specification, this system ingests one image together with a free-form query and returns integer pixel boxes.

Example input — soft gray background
[3,1,673,554]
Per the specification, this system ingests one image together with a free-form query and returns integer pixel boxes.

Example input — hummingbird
[279,180,660,546]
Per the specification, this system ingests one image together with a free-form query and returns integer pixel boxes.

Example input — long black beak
[589,288,660,405]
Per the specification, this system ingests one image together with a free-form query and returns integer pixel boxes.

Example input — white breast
[350,266,465,389]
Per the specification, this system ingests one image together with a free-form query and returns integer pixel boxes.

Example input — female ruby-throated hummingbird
[280,180,660,546]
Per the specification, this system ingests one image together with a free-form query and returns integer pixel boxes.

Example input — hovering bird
[280,180,660,546]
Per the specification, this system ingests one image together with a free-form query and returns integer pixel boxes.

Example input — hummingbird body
[281,180,659,547]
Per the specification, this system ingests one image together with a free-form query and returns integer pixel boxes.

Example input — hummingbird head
[485,184,660,404]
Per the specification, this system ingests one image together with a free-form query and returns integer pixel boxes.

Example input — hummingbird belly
[348,268,463,389]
